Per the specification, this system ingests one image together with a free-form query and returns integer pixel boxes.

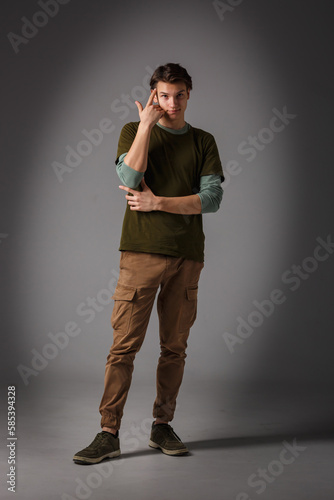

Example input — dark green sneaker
[149,422,189,456]
[73,431,120,464]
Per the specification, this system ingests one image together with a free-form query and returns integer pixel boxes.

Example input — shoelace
[91,432,113,447]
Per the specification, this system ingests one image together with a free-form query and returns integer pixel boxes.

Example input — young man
[73,63,224,464]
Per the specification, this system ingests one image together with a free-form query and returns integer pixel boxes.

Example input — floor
[1,376,333,500]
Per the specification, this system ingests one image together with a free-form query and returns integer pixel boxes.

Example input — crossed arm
[119,179,202,215]
[117,88,221,215]
[117,88,202,215]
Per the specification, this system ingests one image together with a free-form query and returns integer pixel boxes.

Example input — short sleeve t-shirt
[116,121,223,262]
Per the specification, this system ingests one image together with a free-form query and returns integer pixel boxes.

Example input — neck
[158,115,186,130]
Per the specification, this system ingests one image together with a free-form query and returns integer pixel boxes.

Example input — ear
[186,88,190,100]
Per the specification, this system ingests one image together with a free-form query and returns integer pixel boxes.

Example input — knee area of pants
[160,346,186,358]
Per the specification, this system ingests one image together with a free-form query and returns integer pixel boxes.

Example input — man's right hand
[135,89,164,128]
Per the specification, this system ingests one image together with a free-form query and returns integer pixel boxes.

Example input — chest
[146,133,202,196]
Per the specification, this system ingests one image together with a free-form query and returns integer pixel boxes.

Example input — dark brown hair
[150,63,193,91]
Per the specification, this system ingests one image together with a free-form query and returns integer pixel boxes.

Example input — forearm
[155,194,201,215]
[123,123,152,173]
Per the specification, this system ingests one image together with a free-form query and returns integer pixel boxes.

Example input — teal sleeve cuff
[116,153,144,188]
[197,175,223,213]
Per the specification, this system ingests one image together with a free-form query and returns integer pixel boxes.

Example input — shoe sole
[73,449,121,465]
[149,439,188,456]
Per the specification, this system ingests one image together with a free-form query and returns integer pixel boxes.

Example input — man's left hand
[119,178,159,212]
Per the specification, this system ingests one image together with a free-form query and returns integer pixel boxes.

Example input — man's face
[153,82,190,121]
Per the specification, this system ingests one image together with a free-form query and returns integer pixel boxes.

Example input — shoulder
[120,121,140,136]
[189,126,217,147]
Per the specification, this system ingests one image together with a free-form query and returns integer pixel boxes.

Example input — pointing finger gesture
[135,88,164,127]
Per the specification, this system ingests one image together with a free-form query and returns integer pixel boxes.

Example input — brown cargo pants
[99,251,204,430]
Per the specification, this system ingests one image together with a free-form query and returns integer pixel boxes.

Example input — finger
[135,101,143,113]
[119,185,135,194]
[125,194,137,201]
[147,88,157,106]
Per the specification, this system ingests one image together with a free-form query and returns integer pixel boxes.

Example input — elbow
[116,161,144,189]
[122,178,141,189]
[209,201,221,213]
[212,192,223,212]
[199,190,223,214]
[117,172,139,189]
[202,200,221,214]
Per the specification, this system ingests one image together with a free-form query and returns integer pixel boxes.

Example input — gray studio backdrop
[1,0,334,440]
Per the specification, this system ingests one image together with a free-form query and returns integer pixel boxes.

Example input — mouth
[168,109,180,114]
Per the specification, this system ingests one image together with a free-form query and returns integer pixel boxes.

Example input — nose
[171,96,178,108]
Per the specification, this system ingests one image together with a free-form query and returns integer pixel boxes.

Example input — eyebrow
[158,90,186,95]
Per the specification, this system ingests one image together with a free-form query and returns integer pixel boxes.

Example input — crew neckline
[156,122,190,135]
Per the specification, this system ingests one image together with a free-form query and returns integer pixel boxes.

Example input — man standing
[73,63,224,463]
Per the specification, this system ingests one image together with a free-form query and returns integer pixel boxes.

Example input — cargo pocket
[179,285,198,332]
[111,283,136,333]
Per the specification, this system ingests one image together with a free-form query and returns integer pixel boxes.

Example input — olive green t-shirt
[116,121,224,263]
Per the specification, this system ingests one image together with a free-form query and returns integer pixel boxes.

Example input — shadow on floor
[188,430,334,451]
[116,428,334,460]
